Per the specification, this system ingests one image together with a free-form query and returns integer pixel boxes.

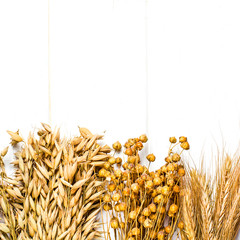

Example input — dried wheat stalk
[0,124,109,240]
[180,153,240,240]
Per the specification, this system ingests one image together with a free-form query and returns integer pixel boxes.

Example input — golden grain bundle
[0,124,110,240]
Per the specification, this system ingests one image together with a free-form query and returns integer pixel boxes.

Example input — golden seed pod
[153,194,164,204]
[149,213,157,221]
[110,218,119,229]
[138,215,145,224]
[173,185,180,193]
[131,227,140,236]
[169,204,178,214]
[120,222,125,229]
[156,186,162,194]
[128,156,136,164]
[129,210,137,220]
[172,153,181,162]
[135,141,143,150]
[103,194,111,203]
[179,136,187,143]
[142,207,151,217]
[108,157,116,165]
[123,187,130,197]
[125,148,133,156]
[122,171,128,181]
[151,190,157,198]
[131,183,140,193]
[108,184,116,192]
[149,203,157,213]
[115,204,121,212]
[128,163,135,171]
[114,169,122,178]
[146,153,156,162]
[123,162,129,170]
[178,168,185,177]
[161,165,168,173]
[119,202,127,211]
[169,137,177,143]
[143,218,153,228]
[157,230,165,240]
[99,168,107,178]
[110,174,116,181]
[180,141,190,150]
[103,162,111,170]
[167,178,175,187]
[146,180,154,189]
[178,221,184,229]
[128,138,135,146]
[103,204,112,211]
[161,186,171,196]
[165,156,172,163]
[116,157,122,164]
[112,193,121,202]
[139,134,148,143]
[136,164,144,174]
[165,225,172,234]
[112,141,122,151]
[167,163,175,172]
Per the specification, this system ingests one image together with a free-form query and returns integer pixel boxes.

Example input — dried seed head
[169,137,177,143]
[142,207,151,217]
[131,227,140,236]
[149,213,157,220]
[112,193,121,202]
[169,204,178,214]
[172,153,181,162]
[115,203,121,212]
[146,180,154,189]
[112,141,122,151]
[173,185,180,193]
[116,157,122,164]
[108,184,116,192]
[99,168,107,178]
[123,187,130,197]
[180,141,190,150]
[131,183,140,193]
[149,203,157,213]
[165,156,172,163]
[165,225,172,234]
[178,221,184,229]
[135,141,143,150]
[119,202,127,211]
[154,194,164,204]
[122,162,129,170]
[136,164,144,174]
[157,230,165,240]
[161,186,171,196]
[110,218,119,229]
[143,218,153,228]
[109,157,116,165]
[153,177,162,186]
[139,134,148,143]
[129,210,137,220]
[178,168,185,176]
[114,169,122,178]
[128,156,136,164]
[138,216,145,224]
[103,204,112,211]
[159,206,166,214]
[167,163,175,172]
[179,136,187,143]
[146,154,156,162]
[103,162,111,170]
[125,148,133,156]
[103,194,111,203]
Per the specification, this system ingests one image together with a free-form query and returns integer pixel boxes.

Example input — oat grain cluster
[0,124,110,240]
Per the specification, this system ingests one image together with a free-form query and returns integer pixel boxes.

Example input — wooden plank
[147,0,240,169]
[0,1,48,175]
[50,0,147,145]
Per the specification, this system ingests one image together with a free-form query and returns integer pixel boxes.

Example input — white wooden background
[1,0,240,237]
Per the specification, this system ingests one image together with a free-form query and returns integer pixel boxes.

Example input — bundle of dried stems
[0,123,110,240]
[180,152,240,240]
[100,136,190,240]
